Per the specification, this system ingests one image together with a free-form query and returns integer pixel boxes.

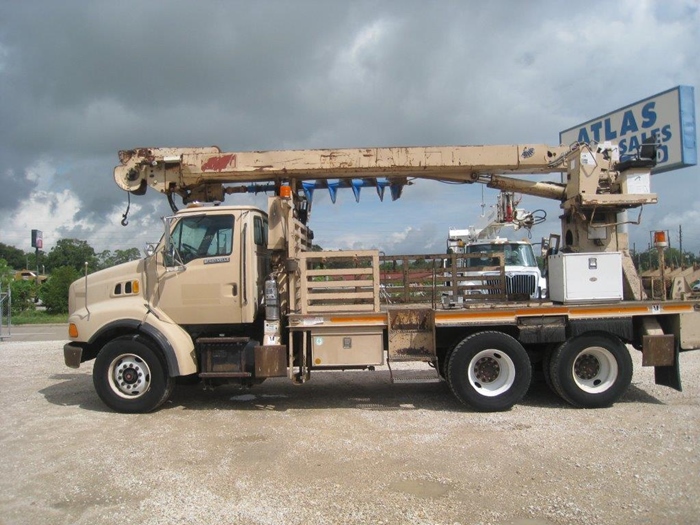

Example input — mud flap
[654,343,682,392]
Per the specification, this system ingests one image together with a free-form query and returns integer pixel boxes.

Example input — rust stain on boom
[201,154,237,172]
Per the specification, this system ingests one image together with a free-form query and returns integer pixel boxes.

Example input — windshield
[465,243,537,268]
[168,214,234,265]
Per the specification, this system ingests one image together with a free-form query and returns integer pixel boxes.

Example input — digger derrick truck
[64,140,700,413]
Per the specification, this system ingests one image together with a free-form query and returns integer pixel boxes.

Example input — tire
[447,331,532,412]
[93,335,175,413]
[437,345,454,380]
[438,354,448,380]
[541,343,557,394]
[549,332,632,408]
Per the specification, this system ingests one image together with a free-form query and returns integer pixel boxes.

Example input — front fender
[70,300,196,376]
[139,315,197,376]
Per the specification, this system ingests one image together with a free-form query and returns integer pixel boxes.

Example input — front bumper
[64,343,83,369]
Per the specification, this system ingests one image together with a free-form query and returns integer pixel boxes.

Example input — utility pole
[679,225,684,269]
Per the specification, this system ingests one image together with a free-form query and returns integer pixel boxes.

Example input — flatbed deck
[289,299,699,329]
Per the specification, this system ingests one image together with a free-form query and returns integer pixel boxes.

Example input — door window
[254,216,268,246]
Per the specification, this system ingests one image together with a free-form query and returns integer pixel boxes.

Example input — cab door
[155,212,243,326]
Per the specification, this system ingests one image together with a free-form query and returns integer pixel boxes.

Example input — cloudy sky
[1,0,698,259]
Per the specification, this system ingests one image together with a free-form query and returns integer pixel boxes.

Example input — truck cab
[65,205,272,412]
[447,233,545,300]
[154,205,270,328]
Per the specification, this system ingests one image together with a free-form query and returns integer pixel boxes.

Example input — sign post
[31,229,42,289]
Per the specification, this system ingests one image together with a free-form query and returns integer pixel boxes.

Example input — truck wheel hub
[574,354,600,380]
[474,356,501,383]
[120,366,138,385]
[109,354,151,397]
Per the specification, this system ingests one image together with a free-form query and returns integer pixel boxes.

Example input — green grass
[9,310,69,325]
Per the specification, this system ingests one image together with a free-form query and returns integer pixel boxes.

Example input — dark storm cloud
[0,1,350,215]
[1,1,566,151]
[1,0,487,216]
[0,168,36,210]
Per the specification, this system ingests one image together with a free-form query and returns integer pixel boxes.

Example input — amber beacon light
[653,230,668,248]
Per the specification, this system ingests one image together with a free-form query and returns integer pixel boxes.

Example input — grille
[507,274,536,296]
[486,274,537,296]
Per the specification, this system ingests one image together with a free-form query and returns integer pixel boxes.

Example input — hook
[121,192,131,226]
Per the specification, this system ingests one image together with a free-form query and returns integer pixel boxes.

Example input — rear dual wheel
[548,332,632,408]
[447,332,531,412]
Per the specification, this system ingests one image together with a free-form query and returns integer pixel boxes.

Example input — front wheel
[447,331,532,412]
[549,332,632,408]
[93,335,174,413]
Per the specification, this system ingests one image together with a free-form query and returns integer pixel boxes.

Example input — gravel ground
[0,339,699,525]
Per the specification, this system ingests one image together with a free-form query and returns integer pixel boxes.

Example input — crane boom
[114,141,658,212]
[115,143,571,200]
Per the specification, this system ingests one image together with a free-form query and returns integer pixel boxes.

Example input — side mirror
[546,234,561,256]
[163,243,175,268]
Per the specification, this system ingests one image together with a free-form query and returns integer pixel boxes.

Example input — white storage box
[548,252,622,303]
[620,171,651,194]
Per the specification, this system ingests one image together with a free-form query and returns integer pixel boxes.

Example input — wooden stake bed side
[291,249,699,336]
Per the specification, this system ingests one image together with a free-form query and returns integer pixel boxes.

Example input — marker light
[279,185,292,198]
[69,324,79,338]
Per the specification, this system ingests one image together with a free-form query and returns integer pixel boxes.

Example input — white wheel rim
[107,353,152,399]
[467,349,516,397]
[572,346,618,394]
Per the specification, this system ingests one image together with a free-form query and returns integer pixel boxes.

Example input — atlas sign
[560,86,696,174]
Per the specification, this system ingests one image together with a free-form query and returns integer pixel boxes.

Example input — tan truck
[64,140,700,413]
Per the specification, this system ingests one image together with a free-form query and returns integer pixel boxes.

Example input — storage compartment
[548,252,622,303]
[310,327,384,367]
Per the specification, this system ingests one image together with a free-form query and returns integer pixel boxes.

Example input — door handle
[232,283,238,296]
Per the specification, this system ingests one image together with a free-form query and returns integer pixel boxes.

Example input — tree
[45,239,98,273]
[0,243,26,270]
[632,247,698,272]
[0,259,13,287]
[97,248,142,270]
[40,266,80,314]
[25,250,47,274]
[0,259,13,318]
[10,280,35,315]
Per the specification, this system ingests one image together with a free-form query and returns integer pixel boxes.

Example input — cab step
[387,360,441,384]
[199,371,252,379]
